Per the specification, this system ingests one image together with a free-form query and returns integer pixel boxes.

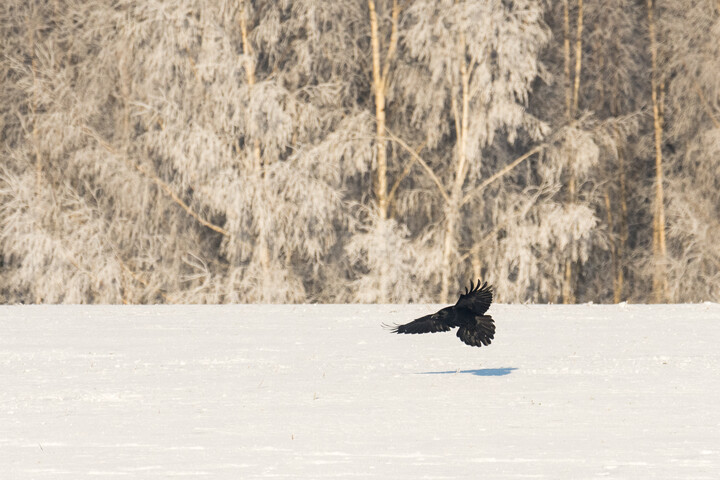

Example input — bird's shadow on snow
[418,367,517,377]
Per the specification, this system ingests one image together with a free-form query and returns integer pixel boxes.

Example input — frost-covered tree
[2,0,719,304]
[580,0,645,303]
[1,0,139,303]
[400,0,550,302]
[1,0,356,302]
[524,0,655,304]
[107,0,351,301]
[658,0,720,301]
[345,210,434,303]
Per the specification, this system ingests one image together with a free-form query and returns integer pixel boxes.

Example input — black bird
[386,280,495,347]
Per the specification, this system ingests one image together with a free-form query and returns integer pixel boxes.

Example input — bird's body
[386,280,495,347]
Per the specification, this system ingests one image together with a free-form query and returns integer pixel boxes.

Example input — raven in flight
[386,280,495,347]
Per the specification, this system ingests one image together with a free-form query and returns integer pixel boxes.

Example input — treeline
[1,0,719,304]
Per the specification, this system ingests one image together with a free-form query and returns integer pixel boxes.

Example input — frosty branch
[461,145,546,207]
[80,125,230,237]
[383,128,450,205]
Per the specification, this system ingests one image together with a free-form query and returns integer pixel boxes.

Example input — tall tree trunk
[368,0,388,220]
[597,43,623,304]
[647,0,669,302]
[240,1,271,287]
[610,59,628,302]
[563,0,571,119]
[472,248,483,283]
[616,133,628,302]
[604,187,620,302]
[562,0,583,304]
[368,0,387,220]
[440,33,471,303]
[26,6,43,304]
[368,0,400,302]
[368,0,399,220]
[561,0,571,304]
[571,0,583,119]
[441,206,459,303]
[27,7,42,195]
[240,0,261,171]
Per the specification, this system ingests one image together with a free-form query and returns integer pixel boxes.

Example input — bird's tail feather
[456,315,495,347]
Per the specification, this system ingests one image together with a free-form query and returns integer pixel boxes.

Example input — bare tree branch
[691,77,720,130]
[81,125,231,237]
[380,0,400,91]
[387,139,426,207]
[461,144,545,207]
[383,128,451,205]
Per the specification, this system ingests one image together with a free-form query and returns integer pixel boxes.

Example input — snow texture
[2,304,720,479]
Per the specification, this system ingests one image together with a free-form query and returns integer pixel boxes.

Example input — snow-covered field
[2,303,719,479]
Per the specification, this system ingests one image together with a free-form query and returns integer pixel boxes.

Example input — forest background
[1,0,719,304]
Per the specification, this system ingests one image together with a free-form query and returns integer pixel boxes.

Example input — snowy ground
[2,303,719,479]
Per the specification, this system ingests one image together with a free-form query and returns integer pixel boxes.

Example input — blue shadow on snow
[419,367,517,377]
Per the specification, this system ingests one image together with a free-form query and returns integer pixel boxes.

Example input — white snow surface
[2,303,720,479]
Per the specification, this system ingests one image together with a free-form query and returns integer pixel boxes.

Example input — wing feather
[385,311,452,335]
[455,280,493,315]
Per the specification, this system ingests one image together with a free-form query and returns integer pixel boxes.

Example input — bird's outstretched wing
[456,315,495,347]
[455,280,493,315]
[384,311,452,335]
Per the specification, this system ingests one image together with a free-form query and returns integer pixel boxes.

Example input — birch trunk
[367,0,400,301]
[562,0,583,304]
[27,9,42,194]
[367,0,399,220]
[368,0,388,220]
[604,187,620,303]
[240,0,261,171]
[563,0,572,119]
[571,0,584,119]
[440,33,470,303]
[616,128,628,303]
[240,1,271,287]
[647,0,669,302]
